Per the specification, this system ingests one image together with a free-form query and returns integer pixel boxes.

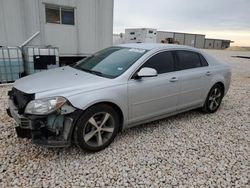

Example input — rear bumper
[7,99,79,147]
[224,71,231,96]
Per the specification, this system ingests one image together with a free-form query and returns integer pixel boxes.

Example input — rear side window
[199,54,209,66]
[175,50,202,70]
[141,51,175,74]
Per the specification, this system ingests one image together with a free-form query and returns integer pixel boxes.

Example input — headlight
[25,97,67,115]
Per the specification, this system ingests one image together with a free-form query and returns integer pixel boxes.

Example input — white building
[157,31,206,49]
[121,28,232,49]
[124,28,157,44]
[0,0,114,58]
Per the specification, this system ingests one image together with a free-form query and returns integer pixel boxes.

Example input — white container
[0,47,24,83]
[125,28,157,43]
[23,46,59,75]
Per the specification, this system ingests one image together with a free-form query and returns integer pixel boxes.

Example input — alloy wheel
[83,112,115,147]
[208,87,222,111]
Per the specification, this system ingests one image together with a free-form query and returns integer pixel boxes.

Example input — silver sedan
[7,43,231,151]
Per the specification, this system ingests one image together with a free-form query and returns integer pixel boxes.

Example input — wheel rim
[208,87,222,111]
[83,112,115,147]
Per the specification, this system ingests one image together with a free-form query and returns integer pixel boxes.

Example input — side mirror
[136,67,157,78]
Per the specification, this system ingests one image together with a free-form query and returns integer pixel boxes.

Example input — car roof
[116,43,200,52]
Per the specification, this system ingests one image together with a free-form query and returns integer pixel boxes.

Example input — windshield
[73,47,148,78]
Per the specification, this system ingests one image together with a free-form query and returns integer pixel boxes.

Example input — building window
[61,8,75,25]
[45,5,75,25]
[46,7,60,24]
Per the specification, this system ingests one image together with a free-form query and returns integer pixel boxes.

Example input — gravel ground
[0,50,249,187]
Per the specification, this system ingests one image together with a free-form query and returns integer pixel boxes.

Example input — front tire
[74,104,119,152]
[202,84,224,113]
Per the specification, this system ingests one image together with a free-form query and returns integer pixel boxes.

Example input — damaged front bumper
[7,99,80,147]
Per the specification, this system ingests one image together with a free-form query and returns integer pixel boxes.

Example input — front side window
[141,51,175,74]
[46,5,75,25]
[175,50,202,70]
[74,47,148,78]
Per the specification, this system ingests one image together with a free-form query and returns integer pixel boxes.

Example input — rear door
[174,50,210,110]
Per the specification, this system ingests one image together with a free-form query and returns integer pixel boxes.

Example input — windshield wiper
[78,67,103,76]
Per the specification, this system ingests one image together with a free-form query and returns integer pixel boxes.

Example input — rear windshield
[74,47,148,78]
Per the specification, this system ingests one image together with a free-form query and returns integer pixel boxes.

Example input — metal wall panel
[0,0,114,56]
[222,41,231,49]
[213,40,222,49]
[0,0,26,46]
[156,31,174,43]
[44,24,78,54]
[195,35,205,48]
[184,34,195,47]
[23,0,43,46]
[204,39,214,49]
[76,0,113,55]
[174,33,185,45]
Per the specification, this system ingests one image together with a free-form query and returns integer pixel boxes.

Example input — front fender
[67,84,128,125]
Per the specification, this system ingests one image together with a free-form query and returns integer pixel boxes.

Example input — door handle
[170,77,178,82]
[205,71,211,76]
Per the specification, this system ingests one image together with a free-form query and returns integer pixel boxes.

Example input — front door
[128,51,180,124]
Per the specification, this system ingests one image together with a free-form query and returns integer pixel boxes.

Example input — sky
[114,0,250,46]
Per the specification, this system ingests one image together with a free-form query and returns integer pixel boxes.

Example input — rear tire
[202,84,224,113]
[74,104,119,152]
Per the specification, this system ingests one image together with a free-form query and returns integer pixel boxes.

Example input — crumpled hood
[14,66,111,97]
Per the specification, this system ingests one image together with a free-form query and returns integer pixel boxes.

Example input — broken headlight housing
[25,97,67,115]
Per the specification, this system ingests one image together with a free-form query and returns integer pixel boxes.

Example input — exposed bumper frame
[7,99,82,147]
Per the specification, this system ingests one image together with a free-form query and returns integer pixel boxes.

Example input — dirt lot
[0,50,249,187]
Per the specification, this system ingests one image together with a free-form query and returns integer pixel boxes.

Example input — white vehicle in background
[7,43,231,152]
